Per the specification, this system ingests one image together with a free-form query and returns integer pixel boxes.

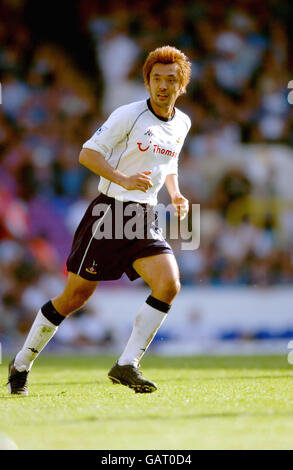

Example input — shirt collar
[147,98,175,122]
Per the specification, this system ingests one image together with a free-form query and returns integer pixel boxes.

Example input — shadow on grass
[1,372,292,398]
[63,410,293,424]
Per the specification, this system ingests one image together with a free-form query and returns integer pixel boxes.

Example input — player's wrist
[114,171,127,188]
[171,192,183,201]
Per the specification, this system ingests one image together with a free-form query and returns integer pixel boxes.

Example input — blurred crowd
[1,0,293,346]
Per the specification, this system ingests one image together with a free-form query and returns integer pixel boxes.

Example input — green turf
[0,355,293,450]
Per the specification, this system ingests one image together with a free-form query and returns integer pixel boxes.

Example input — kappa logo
[86,260,98,274]
[144,129,154,137]
[28,347,39,354]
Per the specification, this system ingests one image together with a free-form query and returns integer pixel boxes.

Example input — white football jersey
[82,99,191,205]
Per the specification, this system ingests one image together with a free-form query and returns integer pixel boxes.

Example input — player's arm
[79,148,153,193]
[165,174,189,220]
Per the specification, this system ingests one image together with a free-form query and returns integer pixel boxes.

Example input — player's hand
[120,171,153,192]
[171,193,189,220]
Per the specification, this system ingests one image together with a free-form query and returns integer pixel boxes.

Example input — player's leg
[132,252,181,303]
[8,272,98,395]
[108,253,180,393]
[119,253,180,364]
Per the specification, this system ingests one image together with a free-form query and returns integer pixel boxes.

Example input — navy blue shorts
[66,193,173,281]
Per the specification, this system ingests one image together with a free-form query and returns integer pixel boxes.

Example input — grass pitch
[0,355,293,450]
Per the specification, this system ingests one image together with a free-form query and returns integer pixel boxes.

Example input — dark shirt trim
[147,98,175,122]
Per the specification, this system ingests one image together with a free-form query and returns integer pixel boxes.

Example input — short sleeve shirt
[82,99,191,206]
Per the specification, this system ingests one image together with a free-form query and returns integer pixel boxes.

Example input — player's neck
[148,97,175,120]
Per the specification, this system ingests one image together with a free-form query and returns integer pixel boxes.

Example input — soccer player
[8,45,192,395]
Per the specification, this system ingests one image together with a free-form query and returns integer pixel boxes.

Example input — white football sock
[14,310,59,372]
[118,301,168,367]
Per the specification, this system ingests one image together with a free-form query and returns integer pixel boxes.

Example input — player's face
[147,63,183,118]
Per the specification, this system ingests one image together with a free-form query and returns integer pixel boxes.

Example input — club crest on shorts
[86,260,98,274]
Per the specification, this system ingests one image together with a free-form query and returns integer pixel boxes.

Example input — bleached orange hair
[143,46,191,93]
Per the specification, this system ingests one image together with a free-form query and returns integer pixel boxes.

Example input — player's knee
[154,278,181,303]
[169,278,181,298]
